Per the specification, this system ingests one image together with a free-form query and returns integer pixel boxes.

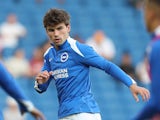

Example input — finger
[38,73,49,79]
[141,89,150,101]
[31,109,46,120]
[37,71,49,78]
[146,89,150,100]
[39,111,46,120]
[144,89,150,101]
[36,76,44,80]
[39,115,46,120]
[36,115,46,120]
[35,75,49,84]
[140,89,148,101]
[43,70,50,76]
[133,93,139,102]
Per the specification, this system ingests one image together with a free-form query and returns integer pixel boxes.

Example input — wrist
[26,102,35,112]
[34,81,42,92]
[130,83,137,88]
[21,100,35,112]
[128,75,137,87]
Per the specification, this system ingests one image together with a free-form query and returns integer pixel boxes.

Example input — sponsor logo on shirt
[61,52,68,62]
[51,68,69,80]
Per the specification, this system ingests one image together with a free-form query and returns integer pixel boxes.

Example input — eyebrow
[57,26,63,30]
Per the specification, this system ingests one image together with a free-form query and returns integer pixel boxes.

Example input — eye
[47,28,54,32]
[57,26,63,30]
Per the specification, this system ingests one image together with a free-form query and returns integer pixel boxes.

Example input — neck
[151,20,159,32]
[55,45,60,50]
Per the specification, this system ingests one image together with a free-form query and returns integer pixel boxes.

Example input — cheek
[145,8,153,21]
[47,32,53,37]
[144,10,150,24]
[61,30,68,36]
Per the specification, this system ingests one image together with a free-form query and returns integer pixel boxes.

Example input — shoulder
[43,47,53,58]
[76,42,94,52]
[67,37,93,57]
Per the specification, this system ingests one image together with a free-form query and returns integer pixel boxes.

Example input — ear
[67,24,71,32]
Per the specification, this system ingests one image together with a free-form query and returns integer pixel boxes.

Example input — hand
[30,107,46,120]
[36,70,51,84]
[129,84,150,102]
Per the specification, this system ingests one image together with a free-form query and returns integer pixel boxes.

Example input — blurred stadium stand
[0,0,150,119]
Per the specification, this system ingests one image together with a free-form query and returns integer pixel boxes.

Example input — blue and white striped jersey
[35,36,135,119]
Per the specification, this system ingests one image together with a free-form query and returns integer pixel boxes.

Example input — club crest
[61,52,68,62]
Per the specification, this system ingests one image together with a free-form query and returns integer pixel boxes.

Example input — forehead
[47,23,66,29]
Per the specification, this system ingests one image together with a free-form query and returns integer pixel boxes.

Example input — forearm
[0,64,35,112]
[0,64,28,100]
[105,62,136,87]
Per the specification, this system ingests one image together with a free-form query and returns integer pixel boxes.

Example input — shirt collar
[50,36,70,50]
[154,25,160,36]
[151,25,160,41]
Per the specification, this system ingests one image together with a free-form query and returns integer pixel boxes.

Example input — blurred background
[0,0,151,120]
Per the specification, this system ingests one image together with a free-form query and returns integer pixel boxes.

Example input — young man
[134,0,160,119]
[0,63,45,120]
[34,8,150,120]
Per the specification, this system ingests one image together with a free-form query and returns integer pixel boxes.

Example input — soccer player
[134,0,160,119]
[0,63,45,120]
[34,8,150,120]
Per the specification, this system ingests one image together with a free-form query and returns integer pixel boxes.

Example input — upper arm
[76,44,135,87]
[77,44,111,71]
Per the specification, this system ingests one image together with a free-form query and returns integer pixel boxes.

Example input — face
[46,23,70,49]
[143,1,156,32]
[143,2,152,32]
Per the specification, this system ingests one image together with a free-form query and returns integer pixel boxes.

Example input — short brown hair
[145,0,160,18]
[43,8,70,28]
[146,0,160,5]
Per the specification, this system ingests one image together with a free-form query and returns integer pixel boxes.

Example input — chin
[56,43,62,46]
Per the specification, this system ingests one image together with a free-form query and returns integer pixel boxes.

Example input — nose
[54,30,59,36]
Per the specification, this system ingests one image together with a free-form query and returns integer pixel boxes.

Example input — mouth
[54,38,61,43]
